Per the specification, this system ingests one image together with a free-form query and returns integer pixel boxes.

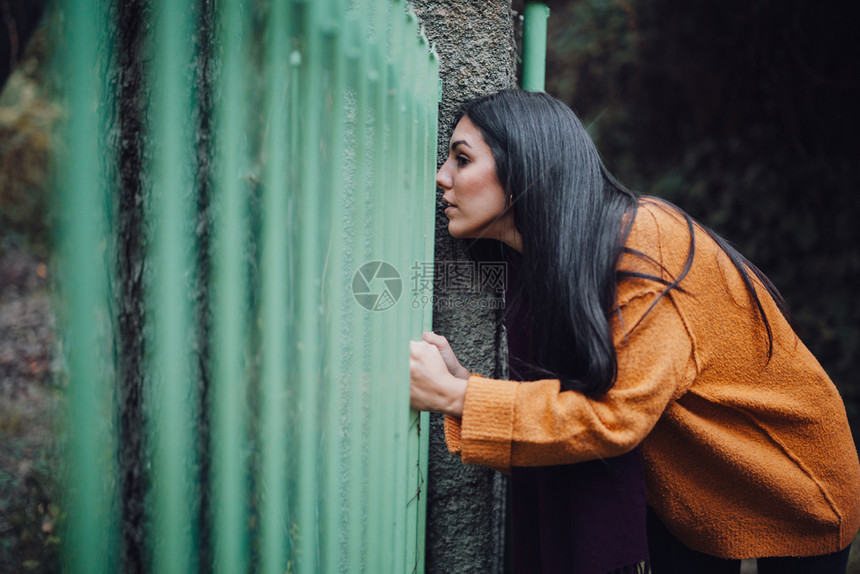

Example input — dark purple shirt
[505,257,649,574]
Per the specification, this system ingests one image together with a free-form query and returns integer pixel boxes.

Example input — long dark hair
[454,89,790,396]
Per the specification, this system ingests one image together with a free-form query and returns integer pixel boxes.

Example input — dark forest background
[517,0,860,435]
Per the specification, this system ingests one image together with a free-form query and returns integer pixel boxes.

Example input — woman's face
[436,116,521,251]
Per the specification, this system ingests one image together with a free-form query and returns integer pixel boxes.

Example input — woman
[409,89,860,573]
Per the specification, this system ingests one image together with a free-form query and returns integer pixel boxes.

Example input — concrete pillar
[409,2,517,571]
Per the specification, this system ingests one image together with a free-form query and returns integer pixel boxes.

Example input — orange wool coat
[444,198,860,559]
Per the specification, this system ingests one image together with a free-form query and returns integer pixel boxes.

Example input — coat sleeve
[444,285,697,472]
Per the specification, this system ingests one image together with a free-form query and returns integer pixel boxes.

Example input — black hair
[452,89,790,396]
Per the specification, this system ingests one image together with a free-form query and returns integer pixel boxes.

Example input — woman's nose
[436,162,452,190]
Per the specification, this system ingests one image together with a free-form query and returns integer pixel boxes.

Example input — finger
[411,340,431,359]
[424,336,449,353]
[421,341,439,355]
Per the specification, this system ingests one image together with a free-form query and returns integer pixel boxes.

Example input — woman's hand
[422,331,470,380]
[410,340,467,417]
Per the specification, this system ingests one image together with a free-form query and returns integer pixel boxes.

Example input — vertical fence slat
[212,0,250,570]
[321,0,348,570]
[61,0,115,570]
[404,23,430,573]
[259,1,291,572]
[364,7,386,571]
[415,47,440,574]
[390,4,411,571]
[286,31,304,567]
[344,8,369,571]
[389,5,406,570]
[295,0,324,570]
[149,0,197,571]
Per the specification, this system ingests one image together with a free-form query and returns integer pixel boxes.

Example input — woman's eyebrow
[450,139,472,152]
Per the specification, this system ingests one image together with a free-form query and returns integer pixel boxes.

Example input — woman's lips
[444,206,456,214]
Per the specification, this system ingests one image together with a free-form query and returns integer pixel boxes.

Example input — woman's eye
[455,155,469,167]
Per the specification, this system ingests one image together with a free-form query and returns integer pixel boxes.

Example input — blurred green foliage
[540,0,860,427]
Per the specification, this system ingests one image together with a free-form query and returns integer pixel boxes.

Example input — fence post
[522,2,550,91]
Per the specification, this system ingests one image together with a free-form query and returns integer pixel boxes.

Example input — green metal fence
[57,0,438,572]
